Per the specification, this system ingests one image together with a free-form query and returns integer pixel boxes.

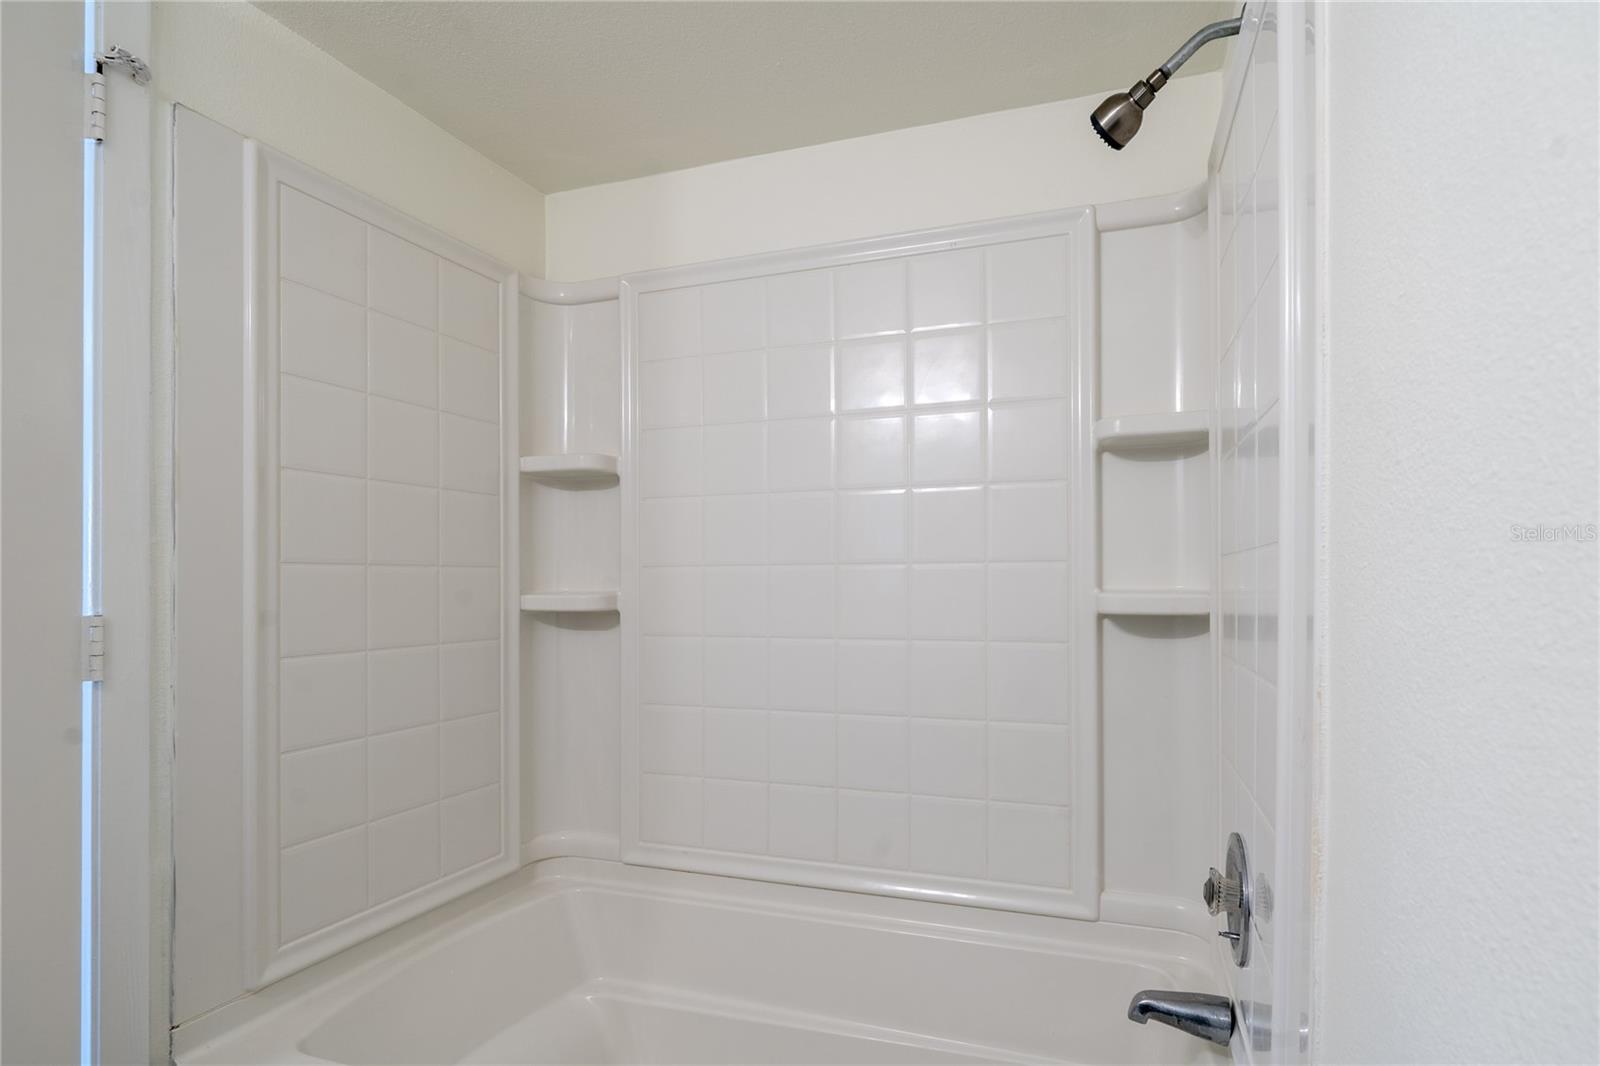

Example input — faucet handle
[1207,833,1254,967]
[1203,866,1242,915]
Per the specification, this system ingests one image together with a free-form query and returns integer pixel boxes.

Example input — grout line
[357,270,377,907]
[978,244,993,879]
[434,257,449,879]
[898,259,915,852]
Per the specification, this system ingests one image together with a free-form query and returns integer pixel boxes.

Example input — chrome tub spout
[1127,990,1234,1047]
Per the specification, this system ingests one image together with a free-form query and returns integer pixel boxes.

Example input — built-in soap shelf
[1095,411,1209,452]
[520,591,619,613]
[1096,590,1210,616]
[519,453,618,481]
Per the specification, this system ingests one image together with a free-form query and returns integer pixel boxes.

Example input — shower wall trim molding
[520,275,621,306]
[622,208,1096,299]
[522,830,622,865]
[1096,184,1208,233]
[1100,889,1215,938]
[618,207,1100,920]
[242,144,523,987]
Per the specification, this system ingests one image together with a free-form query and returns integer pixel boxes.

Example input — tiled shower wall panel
[624,223,1093,917]
[1215,3,1286,1059]
[263,165,515,976]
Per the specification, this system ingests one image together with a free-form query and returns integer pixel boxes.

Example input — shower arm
[1145,16,1241,93]
[1156,16,1244,84]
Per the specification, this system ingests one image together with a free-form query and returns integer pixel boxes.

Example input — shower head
[1089,93,1137,150]
[1090,77,1159,151]
[1091,14,1243,150]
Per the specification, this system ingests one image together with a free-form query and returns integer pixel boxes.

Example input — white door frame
[96,1,158,1061]
[0,0,154,1059]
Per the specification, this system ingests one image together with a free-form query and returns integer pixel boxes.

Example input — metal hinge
[84,72,107,141]
[84,45,151,143]
[82,615,106,683]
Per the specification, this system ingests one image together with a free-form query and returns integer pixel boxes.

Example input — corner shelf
[519,453,618,481]
[1095,411,1210,452]
[1096,590,1210,616]
[520,591,619,613]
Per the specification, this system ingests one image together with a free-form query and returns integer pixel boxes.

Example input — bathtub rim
[173,856,1223,1063]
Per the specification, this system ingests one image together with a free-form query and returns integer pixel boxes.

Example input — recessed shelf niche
[1094,198,1217,931]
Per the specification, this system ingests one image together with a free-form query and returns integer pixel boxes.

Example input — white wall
[1321,3,1599,1062]
[1,5,91,1060]
[545,74,1223,281]
[151,0,545,275]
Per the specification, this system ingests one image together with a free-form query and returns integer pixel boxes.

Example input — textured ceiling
[254,1,1234,193]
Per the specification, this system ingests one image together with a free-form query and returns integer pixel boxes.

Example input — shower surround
[171,6,1315,1063]
[175,177,1229,1065]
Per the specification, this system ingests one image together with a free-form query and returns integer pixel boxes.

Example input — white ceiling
[254,1,1234,193]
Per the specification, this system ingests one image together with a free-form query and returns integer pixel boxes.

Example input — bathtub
[174,859,1227,1064]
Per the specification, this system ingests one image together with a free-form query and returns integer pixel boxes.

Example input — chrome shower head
[1090,75,1162,151]
[1091,14,1242,150]
[1089,92,1138,150]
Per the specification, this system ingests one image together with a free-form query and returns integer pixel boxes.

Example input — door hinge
[85,45,151,143]
[84,72,107,142]
[82,615,106,683]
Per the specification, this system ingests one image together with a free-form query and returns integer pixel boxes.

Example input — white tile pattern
[629,234,1081,908]
[273,184,505,949]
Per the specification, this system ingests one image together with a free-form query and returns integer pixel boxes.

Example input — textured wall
[1321,3,1599,1061]
[544,74,1223,281]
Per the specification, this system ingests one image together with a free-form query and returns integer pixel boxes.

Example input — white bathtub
[174,859,1228,1065]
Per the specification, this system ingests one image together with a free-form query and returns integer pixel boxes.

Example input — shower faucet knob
[1209,834,1254,968]
[1203,867,1242,916]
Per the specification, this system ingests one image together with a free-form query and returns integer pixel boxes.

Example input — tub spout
[1127,990,1234,1047]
